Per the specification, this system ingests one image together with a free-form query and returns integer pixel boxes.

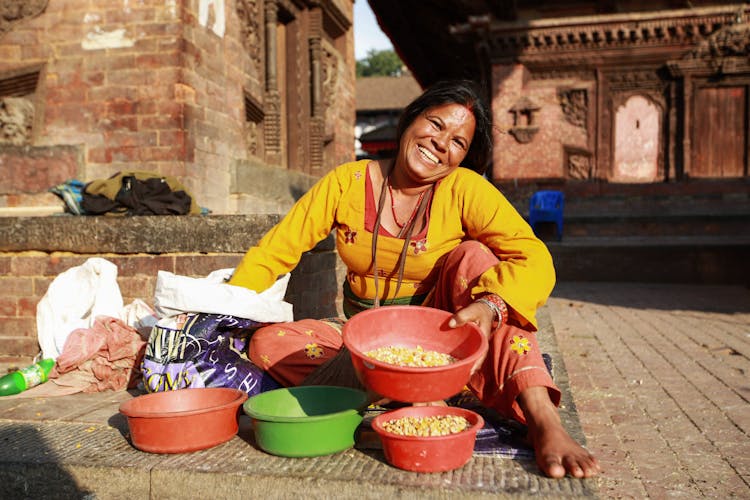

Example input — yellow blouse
[229,159,555,329]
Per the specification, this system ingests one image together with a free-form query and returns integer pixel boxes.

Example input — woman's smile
[396,102,476,186]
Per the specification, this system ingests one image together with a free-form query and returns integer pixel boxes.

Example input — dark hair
[394,79,492,175]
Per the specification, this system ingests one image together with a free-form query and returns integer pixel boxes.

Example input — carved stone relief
[558,88,588,129]
[688,20,750,60]
[321,38,340,139]
[680,19,750,74]
[0,0,48,37]
[0,97,34,146]
[245,121,259,156]
[236,0,263,76]
[564,146,594,180]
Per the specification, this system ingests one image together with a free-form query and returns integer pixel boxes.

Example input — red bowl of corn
[372,405,484,472]
[342,305,488,403]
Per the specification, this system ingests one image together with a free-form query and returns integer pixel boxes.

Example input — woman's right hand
[447,301,494,374]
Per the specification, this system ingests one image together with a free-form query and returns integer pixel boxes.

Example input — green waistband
[342,280,428,319]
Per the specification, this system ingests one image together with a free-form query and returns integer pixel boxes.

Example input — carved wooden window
[244,91,265,158]
[509,96,540,144]
[0,70,40,146]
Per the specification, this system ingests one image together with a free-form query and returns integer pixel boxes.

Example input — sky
[354,1,394,60]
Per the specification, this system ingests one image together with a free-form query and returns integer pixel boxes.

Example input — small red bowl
[372,406,484,472]
[342,306,488,403]
[119,387,248,453]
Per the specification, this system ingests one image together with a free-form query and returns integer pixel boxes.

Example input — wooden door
[691,85,748,178]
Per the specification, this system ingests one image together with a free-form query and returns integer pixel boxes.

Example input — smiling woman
[228,79,600,480]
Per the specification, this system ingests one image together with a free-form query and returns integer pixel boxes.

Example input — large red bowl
[372,405,484,472]
[342,305,488,403]
[119,387,248,453]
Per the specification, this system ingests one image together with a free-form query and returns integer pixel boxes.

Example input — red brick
[97,115,138,132]
[107,255,173,277]
[118,276,155,302]
[108,146,141,162]
[0,336,39,358]
[103,6,156,23]
[136,51,180,69]
[33,277,54,296]
[142,113,182,131]
[87,147,112,163]
[44,255,89,276]
[88,85,139,102]
[158,130,185,148]
[0,278,34,297]
[173,254,243,277]
[106,98,138,115]
[140,146,184,161]
[17,298,37,318]
[0,147,80,194]
[12,256,49,276]
[0,319,36,339]
[0,298,16,316]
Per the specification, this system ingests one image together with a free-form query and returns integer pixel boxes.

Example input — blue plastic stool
[529,190,564,240]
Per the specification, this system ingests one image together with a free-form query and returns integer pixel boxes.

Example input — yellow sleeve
[228,165,348,292]
[457,171,555,330]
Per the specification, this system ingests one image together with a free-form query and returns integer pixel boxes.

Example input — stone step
[533,212,750,238]
[547,235,750,285]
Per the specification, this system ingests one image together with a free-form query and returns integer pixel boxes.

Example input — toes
[540,455,566,478]
[563,453,600,478]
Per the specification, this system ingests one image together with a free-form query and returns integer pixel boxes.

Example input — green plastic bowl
[243,385,368,457]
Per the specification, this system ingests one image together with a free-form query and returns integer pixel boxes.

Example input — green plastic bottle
[0,358,56,396]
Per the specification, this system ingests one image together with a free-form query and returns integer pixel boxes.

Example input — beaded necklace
[372,165,433,306]
[387,176,426,236]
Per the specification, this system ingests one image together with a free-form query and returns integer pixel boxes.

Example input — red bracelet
[475,294,508,327]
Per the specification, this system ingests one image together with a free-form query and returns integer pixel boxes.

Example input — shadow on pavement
[0,423,94,499]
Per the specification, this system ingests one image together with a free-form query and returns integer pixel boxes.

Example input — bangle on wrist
[475,294,508,327]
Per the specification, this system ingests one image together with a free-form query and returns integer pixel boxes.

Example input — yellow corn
[364,345,456,367]
[381,415,470,436]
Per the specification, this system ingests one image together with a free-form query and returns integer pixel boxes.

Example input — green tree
[356,49,404,77]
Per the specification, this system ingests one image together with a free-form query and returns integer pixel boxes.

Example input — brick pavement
[548,282,750,499]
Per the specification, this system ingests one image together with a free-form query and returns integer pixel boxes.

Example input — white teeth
[418,146,439,164]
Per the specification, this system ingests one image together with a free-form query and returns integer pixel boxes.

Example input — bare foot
[519,387,600,479]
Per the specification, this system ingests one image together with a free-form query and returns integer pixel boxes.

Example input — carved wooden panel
[236,0,263,77]
[691,85,747,178]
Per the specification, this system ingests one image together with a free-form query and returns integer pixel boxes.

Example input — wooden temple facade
[368,1,750,194]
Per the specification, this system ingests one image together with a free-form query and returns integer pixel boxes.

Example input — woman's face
[396,102,476,185]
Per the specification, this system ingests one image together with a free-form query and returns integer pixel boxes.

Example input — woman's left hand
[448,301,495,374]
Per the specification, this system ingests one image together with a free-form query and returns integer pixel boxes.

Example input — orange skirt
[249,241,560,424]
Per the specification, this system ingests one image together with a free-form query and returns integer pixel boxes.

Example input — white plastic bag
[153,269,293,322]
[36,258,124,360]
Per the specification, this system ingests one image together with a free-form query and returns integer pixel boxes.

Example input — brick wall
[0,215,344,365]
[0,0,356,215]
[491,63,590,182]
